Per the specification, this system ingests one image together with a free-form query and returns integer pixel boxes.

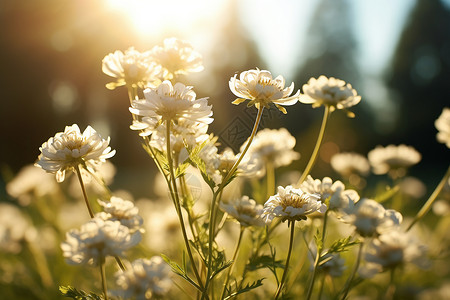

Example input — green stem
[221,226,245,299]
[384,267,396,300]
[266,160,275,200]
[99,257,109,300]
[203,108,264,299]
[297,105,331,185]
[407,164,450,231]
[340,242,363,300]
[317,274,326,300]
[274,220,296,300]
[166,121,204,293]
[75,165,94,218]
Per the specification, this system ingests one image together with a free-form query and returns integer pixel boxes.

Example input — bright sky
[239,0,416,78]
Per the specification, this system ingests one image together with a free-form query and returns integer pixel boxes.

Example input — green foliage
[59,286,103,300]
[186,139,217,189]
[223,278,265,300]
[325,236,360,255]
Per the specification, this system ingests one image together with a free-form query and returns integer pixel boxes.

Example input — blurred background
[1,0,449,197]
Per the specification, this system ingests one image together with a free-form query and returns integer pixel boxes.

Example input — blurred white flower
[35,124,115,183]
[6,164,58,206]
[361,229,428,277]
[368,144,421,177]
[330,152,370,177]
[342,199,402,238]
[300,176,359,213]
[114,257,172,300]
[0,203,32,253]
[102,47,163,90]
[299,76,361,114]
[262,185,326,223]
[130,81,213,136]
[242,128,300,169]
[229,68,299,113]
[61,218,140,266]
[220,195,265,227]
[97,196,144,234]
[150,37,203,80]
[435,107,450,148]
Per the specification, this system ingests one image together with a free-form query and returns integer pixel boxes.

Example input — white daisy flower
[262,185,326,223]
[61,218,141,266]
[435,107,450,148]
[342,199,402,238]
[368,144,421,177]
[330,152,370,177]
[219,196,265,227]
[0,203,32,253]
[299,76,361,114]
[102,47,163,90]
[130,81,213,135]
[242,128,300,169]
[35,124,115,183]
[150,37,203,80]
[97,196,144,234]
[114,257,172,300]
[229,68,300,113]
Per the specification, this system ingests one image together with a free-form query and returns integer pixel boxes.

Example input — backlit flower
[150,37,203,80]
[61,218,141,266]
[229,68,299,113]
[361,229,428,277]
[35,124,116,183]
[97,196,144,234]
[102,47,162,90]
[114,257,172,300]
[220,196,265,227]
[368,144,421,177]
[299,76,361,115]
[300,176,359,213]
[0,203,32,253]
[262,186,326,223]
[330,152,370,177]
[242,128,300,168]
[130,81,213,134]
[435,107,450,148]
[342,199,402,238]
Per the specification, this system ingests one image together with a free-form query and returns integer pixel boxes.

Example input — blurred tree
[386,0,450,181]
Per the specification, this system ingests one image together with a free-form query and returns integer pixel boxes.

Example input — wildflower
[368,144,421,177]
[129,81,213,134]
[360,229,428,277]
[242,128,300,168]
[219,196,265,227]
[114,257,172,300]
[300,176,359,213]
[330,152,370,177]
[262,185,326,223]
[435,107,450,148]
[97,196,144,234]
[102,47,162,90]
[229,68,299,113]
[150,37,203,80]
[35,124,116,183]
[0,203,32,253]
[299,76,361,115]
[61,218,141,266]
[6,164,58,206]
[342,198,402,238]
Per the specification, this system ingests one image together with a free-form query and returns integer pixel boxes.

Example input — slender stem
[305,210,329,300]
[317,274,326,300]
[340,242,364,300]
[297,106,331,185]
[384,267,396,300]
[221,226,245,299]
[75,165,94,218]
[407,164,450,231]
[274,220,296,300]
[203,108,264,299]
[166,120,204,293]
[99,257,109,300]
[266,160,275,200]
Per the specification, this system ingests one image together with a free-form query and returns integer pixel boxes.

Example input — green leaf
[325,236,360,255]
[223,278,265,300]
[59,286,102,300]
[314,228,323,253]
[142,144,170,176]
[246,255,285,272]
[373,184,400,204]
[175,161,190,179]
[185,139,217,189]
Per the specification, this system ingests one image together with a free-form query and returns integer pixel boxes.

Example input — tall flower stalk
[274,220,296,300]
